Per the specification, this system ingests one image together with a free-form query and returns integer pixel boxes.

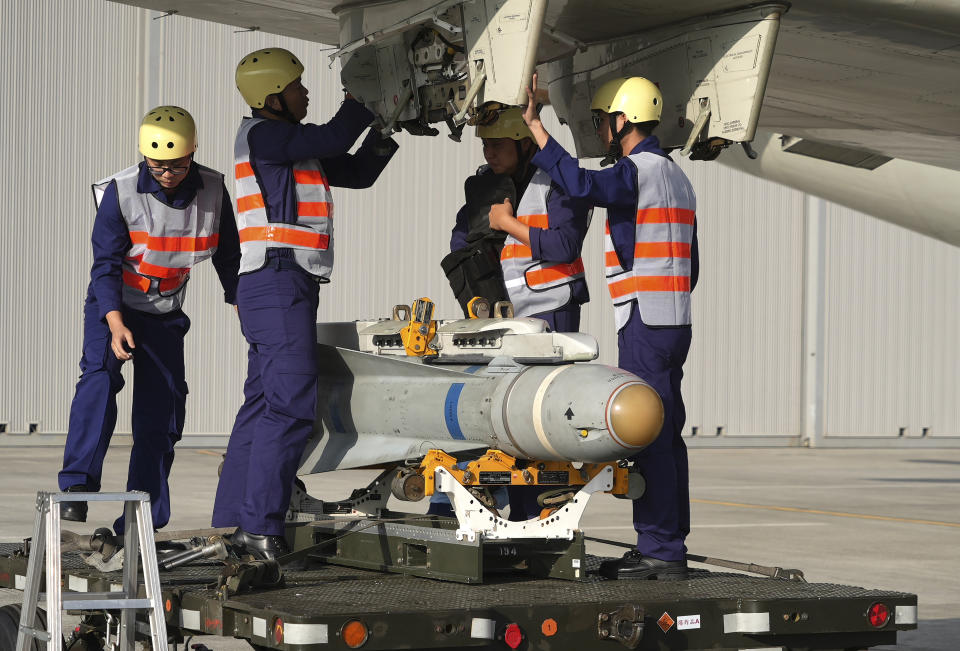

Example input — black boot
[60,485,89,523]
[229,528,291,562]
[599,549,688,580]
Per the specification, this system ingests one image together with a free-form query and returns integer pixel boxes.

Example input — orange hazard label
[658,612,675,633]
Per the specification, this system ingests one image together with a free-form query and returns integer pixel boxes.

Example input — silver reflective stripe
[470,618,496,639]
[722,611,770,633]
[895,605,918,624]
[284,623,329,644]
[501,168,581,317]
[234,118,334,278]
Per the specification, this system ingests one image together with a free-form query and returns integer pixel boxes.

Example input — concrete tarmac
[1,446,957,650]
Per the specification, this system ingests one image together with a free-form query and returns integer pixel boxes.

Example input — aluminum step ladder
[16,491,167,651]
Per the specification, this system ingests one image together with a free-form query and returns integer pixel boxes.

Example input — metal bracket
[381,85,414,136]
[452,66,487,125]
[597,604,644,649]
[680,97,711,157]
[287,468,392,522]
[438,465,614,541]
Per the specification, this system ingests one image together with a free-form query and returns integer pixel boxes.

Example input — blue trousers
[618,304,691,562]
[59,292,190,535]
[212,266,320,536]
[428,302,582,521]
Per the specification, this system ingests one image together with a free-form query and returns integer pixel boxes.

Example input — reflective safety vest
[500,168,585,317]
[605,152,696,329]
[234,118,334,278]
[92,164,223,314]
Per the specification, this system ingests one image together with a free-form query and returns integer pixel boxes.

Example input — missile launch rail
[0,532,917,651]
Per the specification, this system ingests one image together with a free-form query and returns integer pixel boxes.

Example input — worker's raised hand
[523,73,550,149]
[105,311,135,361]
[523,73,540,127]
[489,198,515,231]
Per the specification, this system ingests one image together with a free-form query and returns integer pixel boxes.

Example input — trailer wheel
[0,604,59,651]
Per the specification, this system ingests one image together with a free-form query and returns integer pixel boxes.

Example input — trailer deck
[0,540,917,651]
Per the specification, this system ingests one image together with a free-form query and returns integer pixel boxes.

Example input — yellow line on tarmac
[692,498,960,528]
[193,449,222,457]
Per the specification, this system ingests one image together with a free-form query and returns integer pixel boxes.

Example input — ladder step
[18,626,52,642]
[62,598,153,610]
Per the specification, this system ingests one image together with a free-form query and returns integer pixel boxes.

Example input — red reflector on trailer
[504,623,523,649]
[342,619,369,648]
[868,602,890,628]
[273,617,284,644]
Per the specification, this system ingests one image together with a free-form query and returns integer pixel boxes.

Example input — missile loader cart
[0,314,917,649]
[0,514,918,651]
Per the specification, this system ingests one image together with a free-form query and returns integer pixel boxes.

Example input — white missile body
[299,318,664,474]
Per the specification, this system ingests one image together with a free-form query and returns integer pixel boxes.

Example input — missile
[299,317,664,474]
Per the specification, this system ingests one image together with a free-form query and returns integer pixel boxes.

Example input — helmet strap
[511,139,536,186]
[600,113,629,167]
[262,93,298,123]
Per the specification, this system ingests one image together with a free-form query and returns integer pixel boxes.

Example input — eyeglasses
[147,165,189,177]
[592,112,624,130]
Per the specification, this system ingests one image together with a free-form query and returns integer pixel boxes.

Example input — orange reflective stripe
[239,226,330,250]
[122,269,151,293]
[235,162,255,179]
[158,274,187,292]
[518,213,548,228]
[237,193,265,213]
[608,275,690,298]
[128,230,148,245]
[137,259,191,279]
[293,169,328,185]
[298,201,330,218]
[501,243,532,260]
[124,268,186,292]
[636,208,695,225]
[634,241,691,258]
[141,234,219,253]
[526,259,585,288]
[605,251,620,267]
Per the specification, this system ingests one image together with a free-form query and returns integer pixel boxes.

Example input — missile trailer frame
[0,522,917,651]
[0,316,919,650]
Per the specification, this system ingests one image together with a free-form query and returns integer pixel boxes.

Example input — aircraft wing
[109,0,343,44]
[108,0,960,245]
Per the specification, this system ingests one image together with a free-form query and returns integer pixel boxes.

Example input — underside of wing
[107,0,960,244]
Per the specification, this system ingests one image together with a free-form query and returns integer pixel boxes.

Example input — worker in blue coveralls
[431,107,590,521]
[211,48,398,560]
[58,106,240,536]
[521,74,699,580]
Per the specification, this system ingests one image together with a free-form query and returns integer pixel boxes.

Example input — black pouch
[441,238,509,317]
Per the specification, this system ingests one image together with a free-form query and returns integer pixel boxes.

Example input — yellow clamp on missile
[420,449,630,497]
[400,297,438,356]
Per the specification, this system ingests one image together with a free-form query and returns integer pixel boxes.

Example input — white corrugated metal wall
[0,0,956,446]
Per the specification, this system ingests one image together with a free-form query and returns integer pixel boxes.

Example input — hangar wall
[0,0,956,447]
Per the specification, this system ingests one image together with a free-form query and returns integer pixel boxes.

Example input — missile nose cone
[608,382,664,448]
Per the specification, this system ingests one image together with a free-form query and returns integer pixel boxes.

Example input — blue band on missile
[464,365,483,374]
[444,383,466,440]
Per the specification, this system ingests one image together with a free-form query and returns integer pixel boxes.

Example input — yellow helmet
[476,107,533,141]
[590,77,662,123]
[236,47,304,108]
[138,106,197,159]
